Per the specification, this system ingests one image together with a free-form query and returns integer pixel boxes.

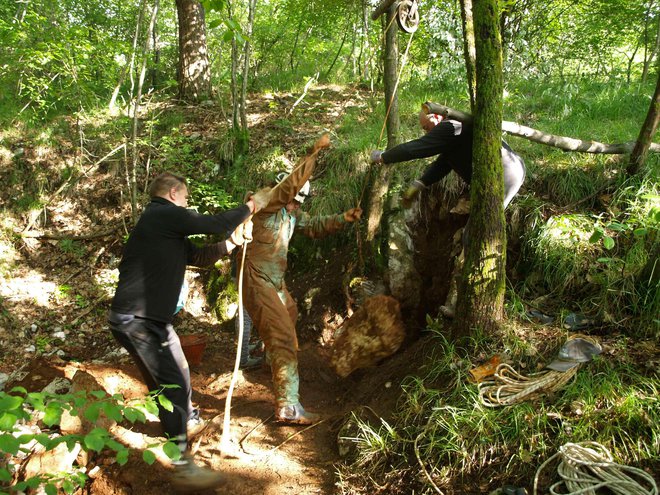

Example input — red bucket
[179,334,208,366]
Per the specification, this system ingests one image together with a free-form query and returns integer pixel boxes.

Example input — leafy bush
[0,386,181,494]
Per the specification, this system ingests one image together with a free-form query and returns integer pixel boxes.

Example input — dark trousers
[109,315,192,449]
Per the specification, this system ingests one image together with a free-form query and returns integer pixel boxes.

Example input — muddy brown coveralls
[240,149,347,409]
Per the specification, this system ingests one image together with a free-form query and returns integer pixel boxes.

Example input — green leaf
[144,401,159,416]
[45,483,58,495]
[208,19,222,29]
[9,386,27,394]
[101,402,124,423]
[0,395,24,412]
[0,433,21,454]
[157,395,174,412]
[163,441,181,461]
[34,433,51,447]
[588,229,603,243]
[43,404,62,427]
[105,439,123,451]
[83,432,105,452]
[62,479,75,494]
[116,449,129,465]
[633,228,648,236]
[607,222,626,231]
[0,412,18,431]
[89,390,106,399]
[142,449,156,465]
[84,403,101,422]
[603,236,615,250]
[0,467,12,482]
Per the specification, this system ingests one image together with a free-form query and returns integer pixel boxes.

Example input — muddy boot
[171,454,225,492]
[440,248,462,319]
[275,403,321,425]
[439,281,457,319]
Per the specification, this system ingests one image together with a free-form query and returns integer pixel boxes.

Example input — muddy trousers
[109,313,192,455]
[245,279,300,408]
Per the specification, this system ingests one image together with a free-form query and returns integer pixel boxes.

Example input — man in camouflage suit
[240,134,362,424]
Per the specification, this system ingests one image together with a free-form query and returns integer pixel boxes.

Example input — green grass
[338,331,660,494]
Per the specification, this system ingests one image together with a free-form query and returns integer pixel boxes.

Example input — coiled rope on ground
[478,363,579,407]
[533,442,657,495]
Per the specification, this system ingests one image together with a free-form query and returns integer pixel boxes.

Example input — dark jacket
[381,120,522,188]
[111,197,250,323]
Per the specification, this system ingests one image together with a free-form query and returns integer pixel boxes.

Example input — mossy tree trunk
[454,0,505,336]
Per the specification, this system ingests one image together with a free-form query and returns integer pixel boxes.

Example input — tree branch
[422,102,660,154]
[371,0,397,20]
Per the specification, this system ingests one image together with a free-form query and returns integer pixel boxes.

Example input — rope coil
[534,442,658,495]
[478,363,579,407]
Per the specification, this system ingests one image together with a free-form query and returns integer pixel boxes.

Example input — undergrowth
[337,328,660,494]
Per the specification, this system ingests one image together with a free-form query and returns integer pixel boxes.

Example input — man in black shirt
[370,109,525,317]
[109,172,270,491]
[370,110,525,209]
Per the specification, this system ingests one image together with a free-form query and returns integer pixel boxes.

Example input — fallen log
[422,102,660,154]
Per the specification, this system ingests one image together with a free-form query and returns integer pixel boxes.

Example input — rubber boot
[271,357,319,425]
[440,250,463,319]
[275,402,321,425]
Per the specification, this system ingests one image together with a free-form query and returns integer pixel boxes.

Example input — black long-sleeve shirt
[381,120,522,189]
[111,197,250,323]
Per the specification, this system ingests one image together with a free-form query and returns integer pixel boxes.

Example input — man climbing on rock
[240,133,363,425]
[370,104,525,317]
[108,172,270,491]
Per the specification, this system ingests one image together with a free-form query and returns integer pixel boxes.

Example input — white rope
[478,363,578,407]
[534,442,658,495]
[219,244,248,452]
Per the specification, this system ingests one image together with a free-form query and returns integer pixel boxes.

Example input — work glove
[312,133,331,153]
[230,219,253,246]
[401,180,425,209]
[248,187,272,213]
[369,150,384,164]
[343,207,363,223]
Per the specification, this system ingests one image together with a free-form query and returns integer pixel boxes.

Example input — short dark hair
[149,172,187,198]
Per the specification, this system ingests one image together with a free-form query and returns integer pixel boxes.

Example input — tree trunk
[128,0,159,224]
[109,0,146,111]
[228,1,239,131]
[360,0,371,81]
[240,0,256,132]
[629,65,660,175]
[454,0,505,336]
[324,28,349,80]
[459,0,477,111]
[366,4,399,249]
[175,0,211,102]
